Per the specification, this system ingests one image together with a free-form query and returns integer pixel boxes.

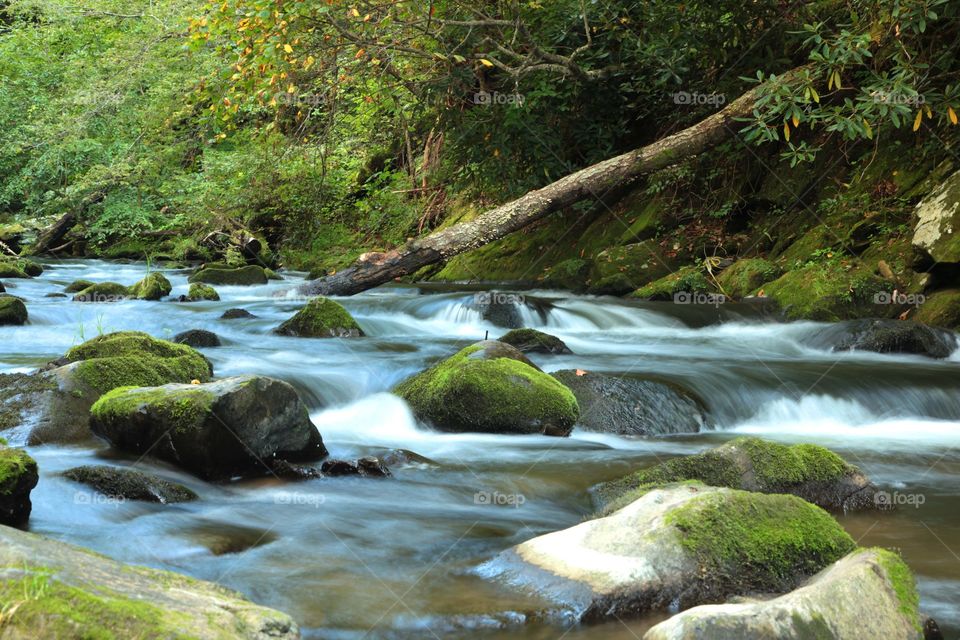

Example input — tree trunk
[301,82,766,296]
[29,190,106,255]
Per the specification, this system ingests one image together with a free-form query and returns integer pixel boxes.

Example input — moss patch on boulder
[629,266,711,301]
[0,258,42,279]
[717,258,783,298]
[498,328,572,354]
[63,465,198,504]
[188,265,268,286]
[275,297,363,338]
[64,279,95,293]
[72,282,131,303]
[186,283,220,301]
[760,261,890,321]
[394,341,579,436]
[589,241,675,295]
[913,289,960,330]
[128,273,172,301]
[0,445,38,525]
[0,296,28,325]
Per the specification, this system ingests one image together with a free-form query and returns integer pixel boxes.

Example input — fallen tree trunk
[301,81,768,297]
[29,190,106,255]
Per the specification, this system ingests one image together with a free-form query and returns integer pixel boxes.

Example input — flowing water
[4,259,960,638]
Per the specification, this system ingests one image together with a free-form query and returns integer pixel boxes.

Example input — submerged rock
[72,281,131,303]
[128,272,172,301]
[498,328,572,354]
[188,265,268,286]
[173,329,222,348]
[90,375,327,480]
[0,525,299,639]
[645,548,925,640]
[274,297,363,338]
[0,296,27,326]
[594,437,877,513]
[0,331,212,445]
[394,340,579,436]
[471,292,524,328]
[481,483,855,622]
[186,283,220,301]
[63,465,198,504]
[552,370,706,436]
[823,319,957,359]
[64,279,95,293]
[221,308,257,319]
[0,445,38,525]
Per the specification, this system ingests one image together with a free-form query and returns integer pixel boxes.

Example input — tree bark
[300,82,766,297]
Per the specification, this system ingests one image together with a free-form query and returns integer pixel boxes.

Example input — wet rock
[185,523,279,556]
[594,437,878,513]
[0,525,299,639]
[472,292,524,328]
[0,296,27,325]
[128,272,172,301]
[63,465,198,503]
[481,484,855,623]
[72,281,131,303]
[357,456,391,477]
[0,444,38,525]
[0,282,5,293]
[274,297,363,338]
[186,283,220,301]
[0,332,212,445]
[268,458,322,480]
[188,265,268,286]
[498,328,572,354]
[645,548,924,640]
[44,292,67,298]
[0,258,42,279]
[221,308,257,319]
[823,319,957,358]
[394,340,578,436]
[320,459,361,476]
[378,448,437,467]
[64,279,95,293]
[912,168,960,264]
[173,329,222,348]
[552,370,706,436]
[90,375,327,480]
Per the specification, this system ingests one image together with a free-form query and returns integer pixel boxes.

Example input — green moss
[275,297,363,337]
[666,489,856,595]
[0,572,189,639]
[590,241,675,295]
[394,344,579,434]
[66,332,196,362]
[716,258,783,298]
[128,273,172,301]
[186,283,220,301]
[92,386,215,434]
[540,258,592,291]
[0,263,27,278]
[874,547,921,631]
[760,262,890,321]
[0,446,37,496]
[498,328,569,354]
[628,266,711,300]
[72,282,131,303]
[0,296,28,325]
[187,265,267,286]
[913,289,960,330]
[264,268,282,280]
[64,279,95,293]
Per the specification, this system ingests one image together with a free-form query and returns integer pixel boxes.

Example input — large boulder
[470,292,524,328]
[759,263,890,321]
[0,445,38,525]
[0,525,299,639]
[0,332,212,445]
[480,483,855,622]
[395,341,578,436]
[274,297,363,338]
[72,282,131,303]
[188,265,268,286]
[912,168,960,264]
[128,272,172,301]
[645,548,924,640]
[589,241,676,295]
[0,296,27,325]
[594,437,877,513]
[912,289,960,330]
[63,465,198,504]
[0,258,42,279]
[813,319,957,359]
[90,375,327,480]
[716,258,783,299]
[499,328,572,354]
[552,370,706,436]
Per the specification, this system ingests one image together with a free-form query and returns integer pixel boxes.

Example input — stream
[4,259,960,639]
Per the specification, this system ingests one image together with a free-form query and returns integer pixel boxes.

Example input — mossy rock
[0,445,38,525]
[274,297,363,338]
[485,483,855,623]
[172,329,222,348]
[64,279,95,293]
[540,258,592,292]
[717,258,783,299]
[394,341,579,436]
[498,328,572,354]
[63,465,198,504]
[264,268,283,280]
[589,241,676,295]
[595,436,877,514]
[188,265,268,286]
[0,262,27,279]
[72,282,131,303]
[186,283,220,301]
[816,319,958,358]
[0,525,299,639]
[628,266,711,301]
[913,168,960,264]
[759,261,891,321]
[128,273,172,301]
[912,289,960,330]
[0,296,27,326]
[0,257,42,279]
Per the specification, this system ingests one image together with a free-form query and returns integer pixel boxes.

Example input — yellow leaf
[949,106,958,125]
[913,110,923,132]
[833,70,842,89]
[791,114,800,127]
[811,87,820,103]
[863,118,873,139]
[479,58,494,67]
[351,8,360,17]
[783,122,790,141]
[287,83,297,94]
[283,44,293,53]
